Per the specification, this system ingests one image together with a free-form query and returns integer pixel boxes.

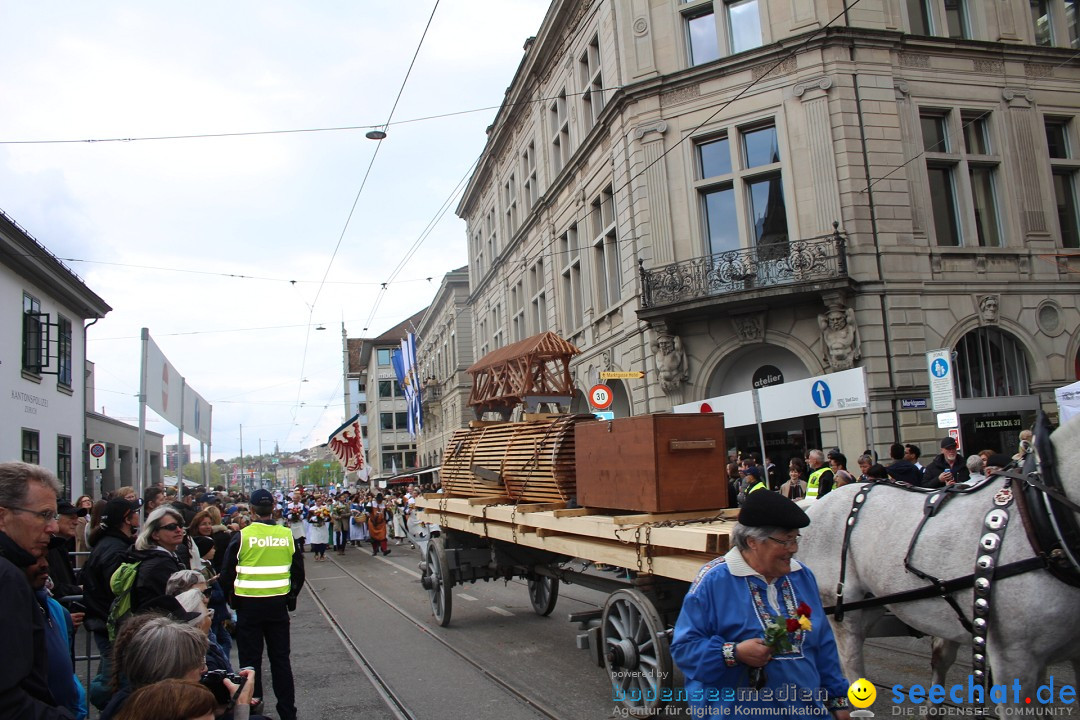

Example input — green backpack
[107,561,141,641]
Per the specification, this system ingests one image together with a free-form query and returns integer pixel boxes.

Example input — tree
[182,462,223,487]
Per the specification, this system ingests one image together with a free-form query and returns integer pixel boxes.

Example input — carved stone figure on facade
[732,314,763,343]
[651,333,689,394]
[978,294,1000,325]
[817,304,860,371]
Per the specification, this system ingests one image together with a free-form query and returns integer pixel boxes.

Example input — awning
[382,466,440,484]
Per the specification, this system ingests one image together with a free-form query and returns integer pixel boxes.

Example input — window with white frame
[511,281,526,342]
[491,304,504,350]
[920,109,1003,247]
[681,0,763,66]
[529,258,547,333]
[473,228,484,279]
[579,34,604,131]
[522,142,538,208]
[559,224,584,332]
[504,172,518,238]
[905,0,972,39]
[58,315,72,387]
[486,208,498,264]
[591,185,622,311]
[549,89,570,175]
[1030,0,1079,47]
[1046,116,1080,248]
[695,121,789,259]
[478,315,489,358]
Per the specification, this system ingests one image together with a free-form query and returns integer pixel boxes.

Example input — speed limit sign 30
[589,384,613,410]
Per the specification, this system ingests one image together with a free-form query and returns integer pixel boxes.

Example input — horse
[797,418,1080,711]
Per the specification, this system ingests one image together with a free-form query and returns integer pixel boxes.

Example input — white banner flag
[183,385,212,443]
[143,331,183,427]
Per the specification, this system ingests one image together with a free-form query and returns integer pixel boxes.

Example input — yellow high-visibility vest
[807,467,831,499]
[235,522,294,598]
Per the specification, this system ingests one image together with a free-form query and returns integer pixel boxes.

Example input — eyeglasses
[157,522,183,532]
[766,535,801,549]
[3,506,59,523]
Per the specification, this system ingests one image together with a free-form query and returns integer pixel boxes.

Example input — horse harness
[827,412,1080,693]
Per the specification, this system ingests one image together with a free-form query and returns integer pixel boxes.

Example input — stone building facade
[415,267,475,469]
[455,0,1080,463]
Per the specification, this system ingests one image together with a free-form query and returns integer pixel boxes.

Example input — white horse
[797,419,1080,709]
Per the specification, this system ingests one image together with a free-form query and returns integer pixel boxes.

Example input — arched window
[955,327,1031,398]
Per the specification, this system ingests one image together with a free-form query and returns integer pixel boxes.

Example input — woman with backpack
[122,507,188,615]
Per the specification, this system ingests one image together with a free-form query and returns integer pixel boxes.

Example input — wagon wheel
[421,536,452,626]
[527,574,559,616]
[602,589,673,714]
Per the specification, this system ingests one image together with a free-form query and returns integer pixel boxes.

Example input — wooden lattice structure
[467,331,580,417]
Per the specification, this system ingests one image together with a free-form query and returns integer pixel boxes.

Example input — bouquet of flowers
[750,601,812,689]
[308,506,331,526]
[330,502,348,521]
[286,505,304,524]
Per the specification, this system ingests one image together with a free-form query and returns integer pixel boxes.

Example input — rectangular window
[591,186,621,310]
[559,225,584,331]
[511,282,526,343]
[473,229,484,279]
[727,0,763,53]
[969,166,1002,247]
[486,209,498,264]
[683,0,761,65]
[378,380,394,398]
[57,436,72,496]
[380,412,394,431]
[504,173,518,237]
[907,0,932,35]
[1047,117,1080,248]
[22,429,39,465]
[57,316,72,387]
[522,142,538,208]
[549,89,570,175]
[1032,0,1053,44]
[395,412,408,429]
[928,165,961,246]
[943,0,969,38]
[962,112,992,155]
[1069,0,1080,47]
[579,35,604,131]
[921,115,949,153]
[22,293,44,374]
[530,259,547,333]
[491,304,504,350]
[686,7,720,65]
[377,348,392,366]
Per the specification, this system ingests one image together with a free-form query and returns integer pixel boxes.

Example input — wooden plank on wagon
[512,502,566,513]
[610,508,736,525]
[552,507,595,518]
[467,495,511,505]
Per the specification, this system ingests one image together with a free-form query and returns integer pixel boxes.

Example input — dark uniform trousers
[235,596,297,720]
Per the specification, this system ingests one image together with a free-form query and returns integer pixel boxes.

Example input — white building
[1,209,111,498]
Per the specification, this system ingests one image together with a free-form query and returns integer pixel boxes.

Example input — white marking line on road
[376,554,421,579]
[457,593,478,601]
[487,606,514,617]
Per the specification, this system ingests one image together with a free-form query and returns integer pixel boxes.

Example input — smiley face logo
[848,678,876,708]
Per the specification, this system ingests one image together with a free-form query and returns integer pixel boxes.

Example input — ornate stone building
[456,0,1080,462]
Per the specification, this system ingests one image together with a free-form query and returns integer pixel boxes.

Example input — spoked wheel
[602,589,673,715]
[527,573,559,616]
[421,536,452,626]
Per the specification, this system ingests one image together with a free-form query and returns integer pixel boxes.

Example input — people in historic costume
[330,492,351,556]
[392,494,408,545]
[349,499,369,546]
[285,496,306,554]
[671,491,851,718]
[366,494,391,556]
[306,500,331,563]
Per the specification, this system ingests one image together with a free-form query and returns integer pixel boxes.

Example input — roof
[346,338,364,374]
[372,308,428,345]
[467,331,580,373]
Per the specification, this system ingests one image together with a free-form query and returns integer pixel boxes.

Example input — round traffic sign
[89,442,106,459]
[589,384,613,410]
[811,380,832,409]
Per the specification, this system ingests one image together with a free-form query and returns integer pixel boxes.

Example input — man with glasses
[671,490,851,718]
[0,461,75,719]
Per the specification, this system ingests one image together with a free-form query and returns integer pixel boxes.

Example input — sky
[0,1,551,462]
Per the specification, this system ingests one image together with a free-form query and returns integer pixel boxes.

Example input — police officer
[220,488,304,720]
[805,449,835,500]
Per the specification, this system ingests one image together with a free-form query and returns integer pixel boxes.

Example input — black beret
[738,490,810,529]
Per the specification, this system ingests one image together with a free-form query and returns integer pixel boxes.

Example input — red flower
[786,618,800,632]
[796,602,812,617]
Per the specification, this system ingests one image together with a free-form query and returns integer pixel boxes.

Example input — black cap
[250,489,275,508]
[56,499,78,516]
[103,498,141,528]
[139,594,201,624]
[941,436,958,450]
[197,493,219,505]
[741,466,762,480]
[738,490,810,529]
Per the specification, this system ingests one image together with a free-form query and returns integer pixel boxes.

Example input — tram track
[310,554,569,720]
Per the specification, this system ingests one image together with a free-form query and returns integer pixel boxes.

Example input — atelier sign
[752,365,784,389]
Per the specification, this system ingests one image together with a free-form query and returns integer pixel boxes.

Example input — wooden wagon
[416,406,733,715]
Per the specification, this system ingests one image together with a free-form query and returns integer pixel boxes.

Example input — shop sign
[752,365,784,389]
[973,416,1022,431]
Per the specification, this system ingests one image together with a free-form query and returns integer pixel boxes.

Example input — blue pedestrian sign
[926,349,956,412]
[811,381,832,409]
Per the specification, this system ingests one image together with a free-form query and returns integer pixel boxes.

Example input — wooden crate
[574,413,729,513]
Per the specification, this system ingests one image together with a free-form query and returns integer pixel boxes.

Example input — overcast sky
[0,1,550,461]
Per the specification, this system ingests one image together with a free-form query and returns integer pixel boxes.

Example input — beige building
[415,266,475,470]
[455,0,1080,463]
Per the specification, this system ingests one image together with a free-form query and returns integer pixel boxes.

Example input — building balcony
[421,382,442,408]
[638,228,851,322]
